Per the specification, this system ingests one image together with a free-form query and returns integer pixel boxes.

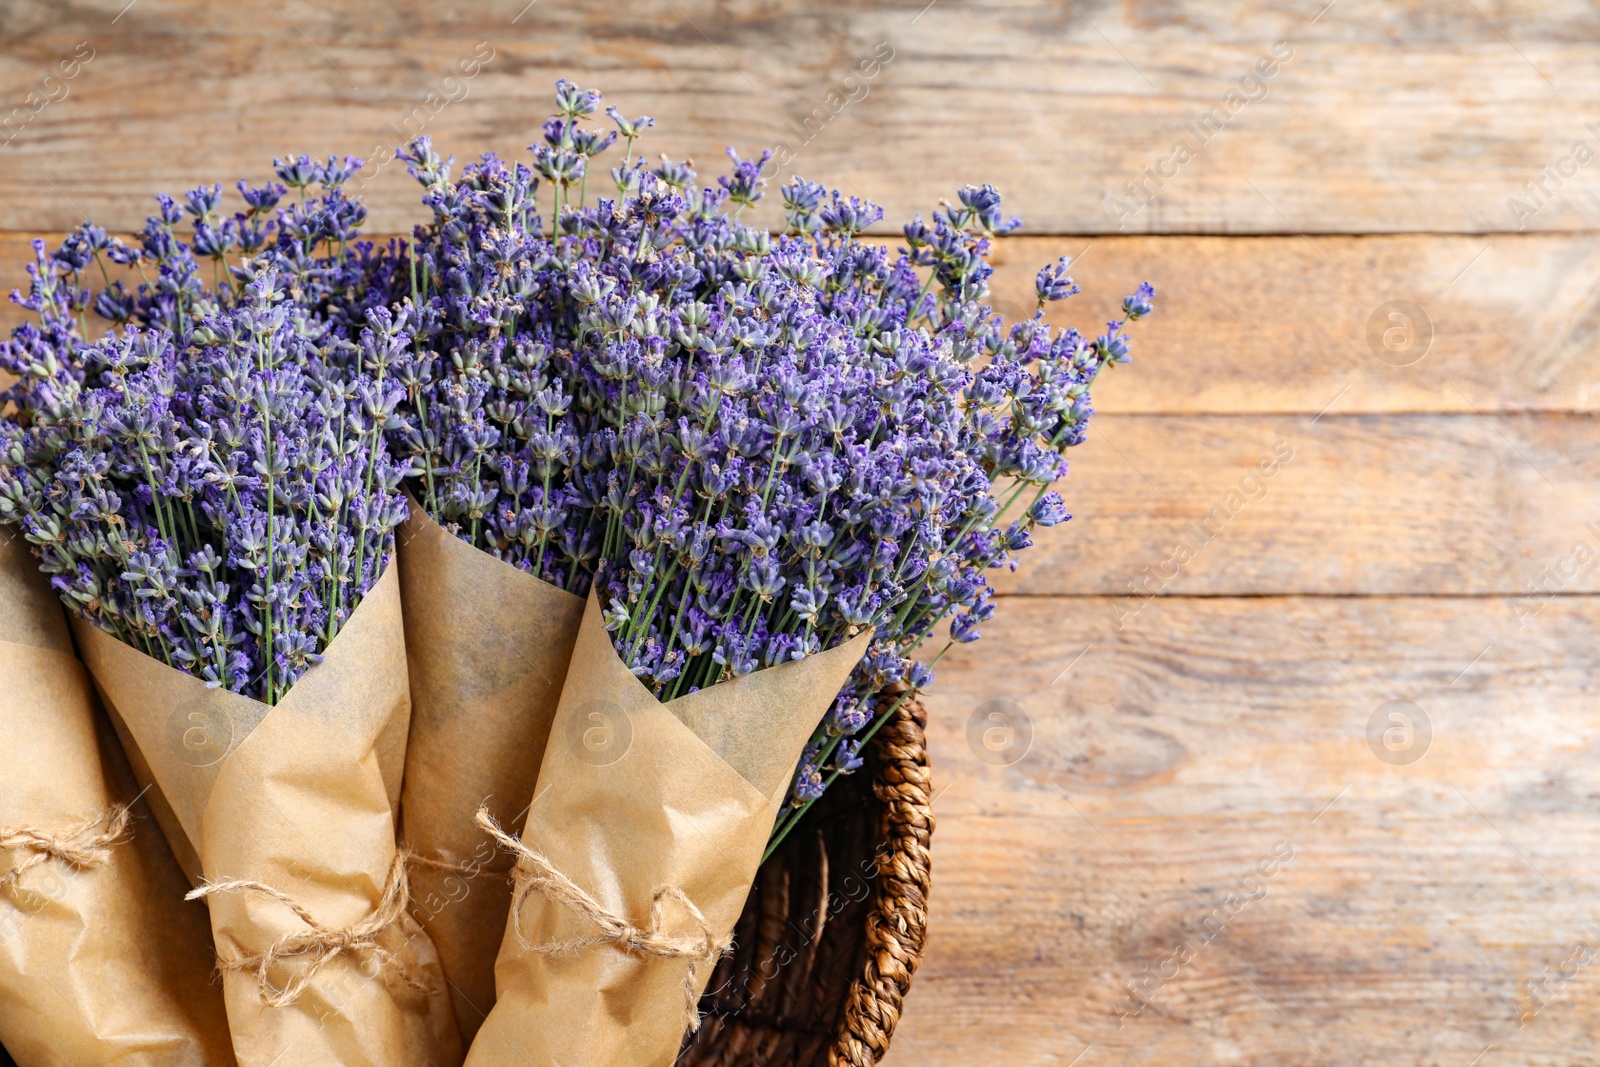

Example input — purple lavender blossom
[1036,256,1080,307]
[0,172,408,704]
[377,83,1155,831]
[0,90,1157,831]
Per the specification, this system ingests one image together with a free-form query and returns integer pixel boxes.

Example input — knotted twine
[474,805,731,1034]
[185,849,432,1008]
[0,804,133,890]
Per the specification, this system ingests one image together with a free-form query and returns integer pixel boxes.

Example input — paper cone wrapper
[0,532,235,1066]
[396,498,584,1043]
[464,593,871,1067]
[70,561,462,1067]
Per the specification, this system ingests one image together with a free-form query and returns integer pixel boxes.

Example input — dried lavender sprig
[0,164,409,704]
[761,640,951,864]
[377,82,1155,820]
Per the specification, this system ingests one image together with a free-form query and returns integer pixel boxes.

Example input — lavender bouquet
[370,126,601,1044]
[586,169,1153,855]
[0,167,460,1066]
[399,84,1154,1067]
[0,446,232,1064]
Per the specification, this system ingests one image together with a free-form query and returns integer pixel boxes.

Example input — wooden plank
[5,233,1599,416]
[1001,412,1600,598]
[988,234,1600,416]
[2,236,1594,598]
[0,2,1597,234]
[883,593,1600,1066]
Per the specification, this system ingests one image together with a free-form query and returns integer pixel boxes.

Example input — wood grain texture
[884,594,1600,1067]
[0,3,1595,1065]
[0,1,1598,234]
[989,234,1600,416]
[2,236,1596,596]
[1001,412,1600,597]
[5,233,1599,416]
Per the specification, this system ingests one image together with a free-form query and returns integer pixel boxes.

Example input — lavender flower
[0,83,1155,845]
[0,171,408,704]
[375,83,1155,835]
[1036,256,1080,307]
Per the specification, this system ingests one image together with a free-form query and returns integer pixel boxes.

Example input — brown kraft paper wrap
[396,497,584,1043]
[0,532,235,1066]
[68,561,462,1067]
[464,592,871,1067]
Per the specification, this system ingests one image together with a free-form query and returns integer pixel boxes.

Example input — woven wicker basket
[679,695,934,1067]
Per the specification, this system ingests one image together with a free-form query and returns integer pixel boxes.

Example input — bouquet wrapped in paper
[374,84,1156,1065]
[391,495,582,1043]
[0,527,234,1065]
[376,135,595,1041]
[0,167,460,1066]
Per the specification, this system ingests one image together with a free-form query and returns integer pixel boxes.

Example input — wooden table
[1,3,1597,1064]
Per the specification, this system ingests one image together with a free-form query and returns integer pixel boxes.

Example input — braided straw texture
[679,696,933,1067]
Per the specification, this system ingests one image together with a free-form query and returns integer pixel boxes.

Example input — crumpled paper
[0,531,234,1066]
[463,592,871,1066]
[71,561,461,1067]
[395,497,584,1045]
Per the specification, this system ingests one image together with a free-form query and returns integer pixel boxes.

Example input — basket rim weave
[683,693,933,1066]
[826,695,934,1066]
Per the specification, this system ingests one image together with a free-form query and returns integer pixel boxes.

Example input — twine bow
[185,849,431,1008]
[475,805,731,1033]
[0,804,133,890]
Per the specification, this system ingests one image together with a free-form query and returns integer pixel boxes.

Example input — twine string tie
[185,849,431,1008]
[475,804,730,1033]
[0,804,133,890]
